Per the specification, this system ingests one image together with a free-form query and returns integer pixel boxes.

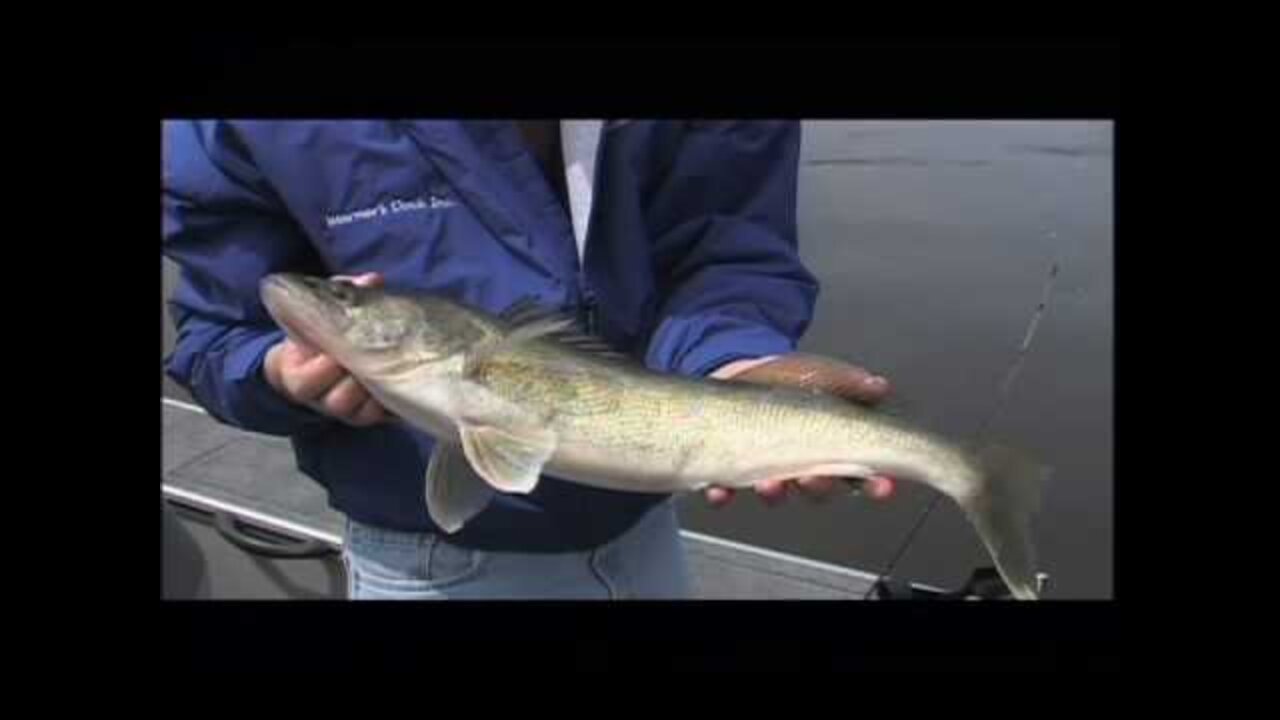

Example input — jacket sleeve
[642,121,819,377]
[162,120,332,436]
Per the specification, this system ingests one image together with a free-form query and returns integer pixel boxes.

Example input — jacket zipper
[575,122,607,337]
[579,274,598,335]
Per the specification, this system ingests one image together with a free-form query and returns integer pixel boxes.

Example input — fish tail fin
[957,443,1052,600]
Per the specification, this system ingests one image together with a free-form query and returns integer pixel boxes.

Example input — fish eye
[330,280,358,303]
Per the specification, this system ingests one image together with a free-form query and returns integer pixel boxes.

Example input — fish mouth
[260,274,345,352]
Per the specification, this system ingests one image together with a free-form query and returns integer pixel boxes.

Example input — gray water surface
[675,121,1113,599]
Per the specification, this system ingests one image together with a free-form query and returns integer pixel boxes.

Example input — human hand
[704,353,897,508]
[262,272,392,427]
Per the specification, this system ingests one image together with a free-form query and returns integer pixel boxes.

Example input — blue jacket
[162,120,819,551]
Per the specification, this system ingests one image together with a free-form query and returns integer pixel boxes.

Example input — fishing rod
[863,259,1061,601]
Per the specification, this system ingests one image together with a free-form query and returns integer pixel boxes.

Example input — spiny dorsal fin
[485,296,633,363]
[505,315,582,349]
[500,295,564,327]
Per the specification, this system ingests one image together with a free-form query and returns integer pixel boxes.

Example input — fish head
[260,273,483,379]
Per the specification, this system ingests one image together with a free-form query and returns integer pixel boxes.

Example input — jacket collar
[399,120,604,275]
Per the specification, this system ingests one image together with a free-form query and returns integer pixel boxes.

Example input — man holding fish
[163,120,898,599]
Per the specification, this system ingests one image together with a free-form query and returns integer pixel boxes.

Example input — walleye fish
[260,273,1051,600]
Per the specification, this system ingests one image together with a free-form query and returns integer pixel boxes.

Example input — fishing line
[860,257,1061,600]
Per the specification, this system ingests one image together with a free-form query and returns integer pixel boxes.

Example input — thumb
[333,272,385,288]
[847,475,897,500]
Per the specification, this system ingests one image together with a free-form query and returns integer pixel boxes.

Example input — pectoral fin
[424,443,496,533]
[458,421,557,494]
[449,378,559,494]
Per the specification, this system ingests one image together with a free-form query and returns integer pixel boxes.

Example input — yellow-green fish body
[260,273,1050,599]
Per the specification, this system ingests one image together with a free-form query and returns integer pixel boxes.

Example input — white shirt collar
[559,120,604,264]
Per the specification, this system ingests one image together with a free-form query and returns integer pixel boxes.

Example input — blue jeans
[341,500,692,599]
